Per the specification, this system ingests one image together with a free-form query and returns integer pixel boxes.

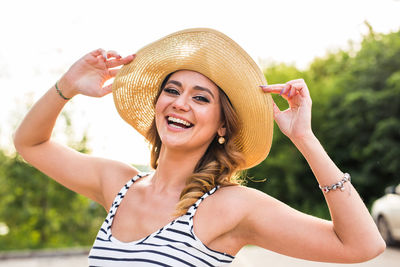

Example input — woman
[13,28,385,266]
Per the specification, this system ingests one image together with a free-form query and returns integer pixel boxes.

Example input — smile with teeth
[167,116,194,129]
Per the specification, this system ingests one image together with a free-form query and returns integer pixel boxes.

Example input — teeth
[167,116,192,127]
[169,124,185,129]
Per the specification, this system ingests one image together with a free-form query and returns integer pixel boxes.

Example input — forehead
[168,70,220,93]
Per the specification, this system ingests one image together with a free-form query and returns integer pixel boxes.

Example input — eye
[193,95,210,103]
[163,87,179,95]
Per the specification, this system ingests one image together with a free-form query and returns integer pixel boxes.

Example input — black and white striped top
[88,172,235,266]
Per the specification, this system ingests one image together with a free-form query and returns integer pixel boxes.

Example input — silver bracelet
[319,173,351,193]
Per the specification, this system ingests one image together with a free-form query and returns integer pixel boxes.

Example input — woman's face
[155,70,225,152]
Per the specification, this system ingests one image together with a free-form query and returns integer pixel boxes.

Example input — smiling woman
[13,28,385,266]
[155,71,223,145]
[147,70,245,218]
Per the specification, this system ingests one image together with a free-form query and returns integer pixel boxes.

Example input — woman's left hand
[261,79,313,142]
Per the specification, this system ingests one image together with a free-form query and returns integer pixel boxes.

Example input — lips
[166,115,194,129]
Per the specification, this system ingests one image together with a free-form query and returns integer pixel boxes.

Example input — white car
[371,184,400,245]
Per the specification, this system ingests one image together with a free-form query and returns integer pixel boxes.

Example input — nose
[172,95,190,112]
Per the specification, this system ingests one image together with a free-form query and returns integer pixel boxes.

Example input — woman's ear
[217,126,226,137]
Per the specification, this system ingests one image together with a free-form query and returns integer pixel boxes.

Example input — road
[231,246,400,267]
[0,245,399,266]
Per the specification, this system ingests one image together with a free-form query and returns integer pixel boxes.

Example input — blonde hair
[146,72,246,217]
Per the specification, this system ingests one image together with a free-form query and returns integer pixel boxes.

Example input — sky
[1,0,399,166]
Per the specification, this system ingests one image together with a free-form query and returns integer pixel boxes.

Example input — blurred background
[0,0,399,266]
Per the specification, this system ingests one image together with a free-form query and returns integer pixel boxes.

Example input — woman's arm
[13,49,137,208]
[235,79,385,263]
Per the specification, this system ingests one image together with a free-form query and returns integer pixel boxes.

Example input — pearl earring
[218,136,225,145]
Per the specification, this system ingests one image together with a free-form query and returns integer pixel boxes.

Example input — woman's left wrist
[290,131,316,145]
[291,132,321,158]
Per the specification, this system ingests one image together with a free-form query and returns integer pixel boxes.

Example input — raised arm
[13,49,137,208]
[235,80,385,263]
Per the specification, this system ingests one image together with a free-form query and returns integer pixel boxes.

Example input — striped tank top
[88,172,235,266]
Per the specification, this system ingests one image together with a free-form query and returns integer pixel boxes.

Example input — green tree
[247,27,400,218]
[321,30,400,207]
[0,111,106,250]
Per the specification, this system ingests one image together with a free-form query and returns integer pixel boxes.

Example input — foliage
[1,27,399,250]
[0,113,106,251]
[247,28,400,218]
[321,30,400,207]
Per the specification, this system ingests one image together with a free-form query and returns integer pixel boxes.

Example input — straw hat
[112,28,273,169]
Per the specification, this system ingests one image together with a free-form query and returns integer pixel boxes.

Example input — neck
[150,145,208,196]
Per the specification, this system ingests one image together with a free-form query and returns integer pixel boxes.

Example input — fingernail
[279,88,284,95]
[259,85,268,88]
[288,90,291,97]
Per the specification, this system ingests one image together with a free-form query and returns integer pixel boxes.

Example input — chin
[161,139,189,149]
[160,135,211,154]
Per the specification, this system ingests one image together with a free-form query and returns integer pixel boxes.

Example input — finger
[106,60,123,68]
[121,54,136,64]
[260,84,285,90]
[260,86,282,94]
[90,48,105,57]
[286,79,308,95]
[291,82,310,98]
[93,50,107,62]
[106,54,135,69]
[272,100,282,119]
[286,78,305,85]
[280,84,291,97]
[101,84,113,96]
[102,50,108,60]
[289,84,299,98]
[106,50,121,59]
[260,84,287,94]
[109,68,120,77]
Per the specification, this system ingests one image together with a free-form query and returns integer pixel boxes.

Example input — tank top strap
[106,172,150,216]
[98,172,151,241]
[186,185,220,226]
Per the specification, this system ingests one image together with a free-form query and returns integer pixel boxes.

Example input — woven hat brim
[113,28,273,169]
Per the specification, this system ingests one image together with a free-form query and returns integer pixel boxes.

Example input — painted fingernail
[288,90,291,97]
[259,85,268,88]
[279,88,284,95]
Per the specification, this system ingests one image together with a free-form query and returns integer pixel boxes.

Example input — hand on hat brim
[105,54,136,94]
[260,79,313,142]
[91,49,135,72]
[60,49,136,98]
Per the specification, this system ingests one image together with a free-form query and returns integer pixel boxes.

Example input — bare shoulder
[97,158,139,210]
[215,185,288,223]
[213,184,283,234]
[196,184,276,253]
[201,184,274,228]
[215,184,272,206]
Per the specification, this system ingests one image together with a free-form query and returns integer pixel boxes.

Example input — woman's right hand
[58,49,135,98]
[13,49,138,208]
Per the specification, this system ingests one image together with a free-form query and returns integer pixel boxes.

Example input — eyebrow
[166,80,215,99]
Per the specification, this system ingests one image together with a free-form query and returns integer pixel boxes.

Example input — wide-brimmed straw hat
[112,28,273,169]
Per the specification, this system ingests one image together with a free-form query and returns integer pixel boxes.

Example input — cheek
[154,97,167,128]
[199,106,222,129]
[155,96,168,115]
